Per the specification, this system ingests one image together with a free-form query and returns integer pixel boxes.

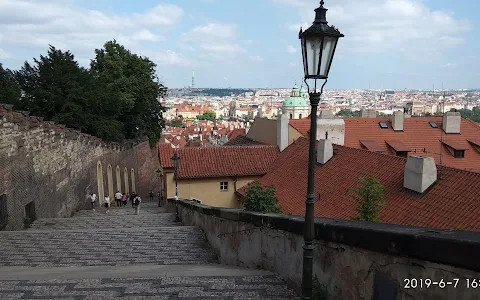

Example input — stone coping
[168,198,480,272]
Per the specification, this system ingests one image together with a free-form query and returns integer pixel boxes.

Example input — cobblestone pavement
[0,202,300,299]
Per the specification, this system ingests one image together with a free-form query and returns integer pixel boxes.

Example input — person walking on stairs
[104,194,111,214]
[115,190,122,207]
[90,193,96,211]
[133,194,141,215]
[121,193,128,206]
[149,190,154,202]
[130,193,136,208]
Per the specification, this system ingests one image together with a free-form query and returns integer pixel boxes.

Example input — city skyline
[0,0,479,90]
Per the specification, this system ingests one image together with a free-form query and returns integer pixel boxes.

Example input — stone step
[29,214,177,230]
[0,226,218,267]
[0,275,299,299]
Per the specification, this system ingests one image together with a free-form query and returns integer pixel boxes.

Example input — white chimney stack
[277,113,289,152]
[442,111,461,134]
[317,139,333,164]
[391,110,404,131]
[404,156,437,193]
[229,124,234,131]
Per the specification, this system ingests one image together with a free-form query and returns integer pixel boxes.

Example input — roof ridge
[295,137,480,176]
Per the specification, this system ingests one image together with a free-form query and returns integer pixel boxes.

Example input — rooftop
[237,137,480,231]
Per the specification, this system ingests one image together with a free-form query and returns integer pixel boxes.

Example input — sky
[0,0,479,90]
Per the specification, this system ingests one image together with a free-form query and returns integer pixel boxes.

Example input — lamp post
[170,150,180,197]
[156,169,164,207]
[298,1,343,299]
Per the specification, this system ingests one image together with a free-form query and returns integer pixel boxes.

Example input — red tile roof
[227,128,246,140]
[237,137,480,231]
[176,145,280,179]
[288,116,480,172]
[158,143,174,168]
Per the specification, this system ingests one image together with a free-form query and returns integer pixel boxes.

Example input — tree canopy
[1,41,167,146]
[243,181,282,213]
[349,177,385,222]
[196,110,216,121]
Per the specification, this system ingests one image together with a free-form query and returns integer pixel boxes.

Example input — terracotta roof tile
[176,145,279,179]
[227,128,246,140]
[385,140,411,152]
[359,140,383,152]
[288,116,480,172]
[237,137,480,231]
[441,139,469,151]
[158,143,174,168]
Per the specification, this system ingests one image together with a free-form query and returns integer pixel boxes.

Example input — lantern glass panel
[319,36,337,77]
[305,37,322,76]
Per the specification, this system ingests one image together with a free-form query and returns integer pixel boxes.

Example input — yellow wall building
[158,143,279,209]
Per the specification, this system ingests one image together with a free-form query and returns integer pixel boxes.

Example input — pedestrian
[122,193,128,206]
[157,191,161,207]
[90,193,97,211]
[133,194,142,215]
[130,192,136,208]
[104,194,111,214]
[149,190,154,201]
[115,190,122,207]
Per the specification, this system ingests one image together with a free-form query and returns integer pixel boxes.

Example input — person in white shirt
[114,191,122,207]
[90,193,97,211]
[104,194,111,214]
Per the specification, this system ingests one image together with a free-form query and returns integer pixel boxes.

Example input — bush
[243,181,282,213]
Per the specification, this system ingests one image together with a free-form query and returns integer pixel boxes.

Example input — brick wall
[0,107,160,230]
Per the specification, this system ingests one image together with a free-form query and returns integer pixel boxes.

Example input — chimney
[317,139,333,164]
[442,111,461,134]
[361,109,377,118]
[277,113,289,151]
[391,110,404,131]
[404,156,437,193]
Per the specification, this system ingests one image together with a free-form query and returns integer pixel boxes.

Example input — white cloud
[279,0,472,57]
[180,22,247,62]
[0,0,183,66]
[0,48,11,59]
[250,55,263,62]
[132,30,164,42]
[286,45,297,53]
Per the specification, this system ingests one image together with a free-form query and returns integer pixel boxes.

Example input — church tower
[281,83,310,119]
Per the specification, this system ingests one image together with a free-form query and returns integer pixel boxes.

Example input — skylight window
[379,122,388,129]
[429,121,438,128]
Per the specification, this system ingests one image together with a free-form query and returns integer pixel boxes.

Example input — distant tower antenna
[192,70,195,88]
[439,89,446,166]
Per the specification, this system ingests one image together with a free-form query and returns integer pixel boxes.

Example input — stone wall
[0,106,160,230]
[168,199,480,300]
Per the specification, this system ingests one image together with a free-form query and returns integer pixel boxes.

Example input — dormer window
[454,150,465,158]
[379,122,388,129]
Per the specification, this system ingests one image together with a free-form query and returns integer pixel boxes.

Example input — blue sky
[0,0,479,90]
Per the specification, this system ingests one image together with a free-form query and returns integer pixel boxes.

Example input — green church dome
[282,84,309,107]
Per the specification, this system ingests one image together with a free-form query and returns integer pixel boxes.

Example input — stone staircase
[0,202,300,299]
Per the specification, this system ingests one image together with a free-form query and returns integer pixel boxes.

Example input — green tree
[197,110,216,121]
[457,107,480,123]
[335,109,361,118]
[13,45,92,131]
[89,40,167,146]
[243,181,282,213]
[349,177,385,222]
[169,119,184,128]
[0,63,21,106]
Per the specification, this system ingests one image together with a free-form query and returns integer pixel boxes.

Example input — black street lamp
[298,1,343,299]
[170,150,180,197]
[156,169,164,207]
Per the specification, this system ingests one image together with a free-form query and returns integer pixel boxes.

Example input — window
[289,113,293,119]
[378,122,388,129]
[454,150,465,158]
[220,181,228,191]
[396,151,409,158]
[429,121,438,128]
[299,114,302,119]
